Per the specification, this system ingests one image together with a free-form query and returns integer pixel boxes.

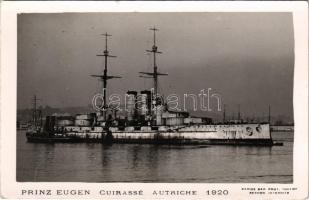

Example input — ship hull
[26,124,277,146]
[26,135,274,146]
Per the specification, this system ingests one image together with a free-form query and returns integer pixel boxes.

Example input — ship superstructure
[25,28,277,146]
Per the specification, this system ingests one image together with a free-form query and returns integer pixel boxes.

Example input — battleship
[25,28,281,146]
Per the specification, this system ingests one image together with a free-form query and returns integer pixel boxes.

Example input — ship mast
[223,104,226,123]
[268,105,271,124]
[32,95,41,130]
[92,33,121,120]
[139,27,168,122]
[237,104,241,121]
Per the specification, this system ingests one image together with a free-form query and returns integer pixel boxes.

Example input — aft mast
[32,95,42,130]
[139,27,168,124]
[91,33,121,120]
[140,27,168,97]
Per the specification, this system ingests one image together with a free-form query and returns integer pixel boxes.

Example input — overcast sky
[17,12,294,118]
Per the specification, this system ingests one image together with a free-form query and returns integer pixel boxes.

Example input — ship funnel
[126,91,137,121]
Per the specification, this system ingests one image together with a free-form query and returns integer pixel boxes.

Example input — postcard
[1,1,308,199]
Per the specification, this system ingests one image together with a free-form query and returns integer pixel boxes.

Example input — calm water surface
[17,131,293,183]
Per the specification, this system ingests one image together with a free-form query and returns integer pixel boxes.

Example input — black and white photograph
[17,12,294,183]
[1,1,308,199]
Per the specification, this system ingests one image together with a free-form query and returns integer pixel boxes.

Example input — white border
[1,1,308,199]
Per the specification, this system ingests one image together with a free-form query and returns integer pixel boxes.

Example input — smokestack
[126,91,137,121]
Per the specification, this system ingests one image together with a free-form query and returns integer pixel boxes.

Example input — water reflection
[101,144,112,170]
[17,131,293,183]
[130,145,141,170]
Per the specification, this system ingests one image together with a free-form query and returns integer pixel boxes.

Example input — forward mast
[91,33,121,120]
